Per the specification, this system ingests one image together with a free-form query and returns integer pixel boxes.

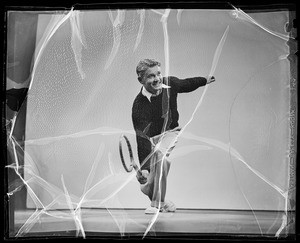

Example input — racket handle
[133,164,140,172]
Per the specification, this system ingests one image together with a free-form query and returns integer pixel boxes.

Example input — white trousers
[140,128,180,208]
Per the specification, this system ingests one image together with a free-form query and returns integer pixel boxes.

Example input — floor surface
[12,208,295,239]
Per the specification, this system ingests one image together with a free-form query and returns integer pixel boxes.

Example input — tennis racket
[119,134,139,173]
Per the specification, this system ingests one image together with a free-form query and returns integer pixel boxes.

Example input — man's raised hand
[206,76,216,84]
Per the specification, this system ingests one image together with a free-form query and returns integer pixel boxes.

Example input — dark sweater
[132,76,207,170]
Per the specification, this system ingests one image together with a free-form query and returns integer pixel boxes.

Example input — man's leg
[150,151,170,208]
[140,129,180,212]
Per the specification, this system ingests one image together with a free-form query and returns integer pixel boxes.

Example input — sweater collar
[141,84,171,102]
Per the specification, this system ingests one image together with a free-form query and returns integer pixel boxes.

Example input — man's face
[140,65,163,94]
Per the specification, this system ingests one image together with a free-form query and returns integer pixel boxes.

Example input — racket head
[119,135,135,173]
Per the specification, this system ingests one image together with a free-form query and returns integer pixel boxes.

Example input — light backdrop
[21,9,293,211]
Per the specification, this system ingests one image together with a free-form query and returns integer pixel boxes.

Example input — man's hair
[136,59,161,81]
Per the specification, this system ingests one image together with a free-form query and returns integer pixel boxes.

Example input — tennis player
[132,59,215,214]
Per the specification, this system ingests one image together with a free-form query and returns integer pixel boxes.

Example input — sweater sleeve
[169,76,207,93]
[132,101,152,171]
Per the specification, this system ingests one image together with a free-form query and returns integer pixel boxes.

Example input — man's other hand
[136,170,148,184]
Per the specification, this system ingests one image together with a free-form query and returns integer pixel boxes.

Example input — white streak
[61,175,86,238]
[70,10,87,79]
[105,10,125,70]
[209,25,229,77]
[29,8,74,90]
[230,7,290,41]
[178,26,229,139]
[143,8,171,239]
[134,9,145,52]
[177,9,183,26]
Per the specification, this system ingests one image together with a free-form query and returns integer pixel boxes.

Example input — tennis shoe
[145,206,162,214]
[162,200,176,212]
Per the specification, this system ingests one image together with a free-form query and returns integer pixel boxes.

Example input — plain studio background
[21,9,291,211]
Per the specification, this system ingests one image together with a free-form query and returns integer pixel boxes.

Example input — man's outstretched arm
[169,75,215,93]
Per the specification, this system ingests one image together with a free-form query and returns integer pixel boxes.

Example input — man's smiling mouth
[152,80,162,88]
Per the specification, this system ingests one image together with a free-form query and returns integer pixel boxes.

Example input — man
[132,59,215,214]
